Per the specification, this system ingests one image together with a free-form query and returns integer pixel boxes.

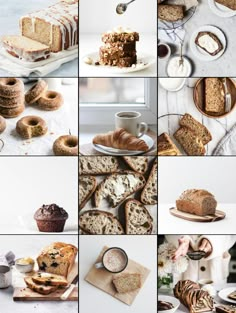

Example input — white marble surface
[0,79,78,155]
[0,157,78,234]
[158,1,236,77]
[158,78,236,155]
[0,235,78,313]
[79,34,157,77]
[79,235,157,313]
[0,0,78,77]
[158,203,236,234]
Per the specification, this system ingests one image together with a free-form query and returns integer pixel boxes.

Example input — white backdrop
[79,0,157,34]
[159,157,236,204]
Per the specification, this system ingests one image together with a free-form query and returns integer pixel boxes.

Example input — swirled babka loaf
[174,280,214,313]
[20,1,78,52]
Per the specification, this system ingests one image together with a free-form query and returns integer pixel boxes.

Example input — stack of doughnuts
[0,78,25,118]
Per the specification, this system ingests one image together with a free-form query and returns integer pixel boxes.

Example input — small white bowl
[159,77,186,92]
[15,258,34,273]
[158,295,180,313]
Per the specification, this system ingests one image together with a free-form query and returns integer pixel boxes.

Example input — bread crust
[195,31,223,56]
[141,159,157,205]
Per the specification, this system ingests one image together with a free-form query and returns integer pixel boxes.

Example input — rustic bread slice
[79,156,118,175]
[95,171,146,208]
[141,160,157,205]
[122,156,148,174]
[174,127,206,156]
[79,176,97,210]
[112,273,141,293]
[215,0,236,10]
[179,114,212,145]
[31,272,68,286]
[195,31,223,56]
[125,199,153,234]
[24,277,58,295]
[205,78,225,114]
[158,5,184,22]
[158,133,182,156]
[79,210,124,234]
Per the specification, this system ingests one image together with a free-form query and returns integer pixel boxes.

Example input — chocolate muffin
[34,204,68,232]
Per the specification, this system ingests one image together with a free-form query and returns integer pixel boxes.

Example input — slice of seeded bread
[205,78,225,114]
[141,159,157,205]
[31,272,68,286]
[215,0,236,10]
[158,133,182,156]
[179,113,212,145]
[174,127,206,156]
[195,31,223,56]
[122,156,148,174]
[79,156,118,175]
[24,277,58,295]
[125,199,153,234]
[158,4,184,22]
[95,171,146,208]
[79,176,97,210]
[112,273,141,294]
[79,210,124,234]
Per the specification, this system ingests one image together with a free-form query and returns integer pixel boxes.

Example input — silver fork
[179,42,184,67]
[222,78,231,112]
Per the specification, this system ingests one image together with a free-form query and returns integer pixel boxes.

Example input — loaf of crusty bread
[79,210,124,234]
[141,159,157,205]
[37,242,78,278]
[95,171,146,207]
[125,199,153,234]
[24,277,58,295]
[79,176,97,210]
[205,78,225,114]
[158,5,184,22]
[158,133,182,156]
[176,189,217,216]
[112,273,141,294]
[79,156,118,175]
[122,156,148,174]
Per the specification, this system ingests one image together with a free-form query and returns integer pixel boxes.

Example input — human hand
[172,236,190,261]
[198,238,212,257]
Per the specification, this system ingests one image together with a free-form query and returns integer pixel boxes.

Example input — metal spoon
[116,0,136,14]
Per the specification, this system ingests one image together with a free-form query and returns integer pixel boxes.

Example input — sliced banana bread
[79,156,118,175]
[95,171,146,207]
[174,127,206,156]
[79,210,124,234]
[24,277,58,295]
[122,156,148,174]
[179,114,212,145]
[79,176,97,210]
[112,273,141,293]
[205,78,225,114]
[158,133,182,156]
[141,159,157,205]
[31,272,68,286]
[158,5,184,22]
[125,199,153,234]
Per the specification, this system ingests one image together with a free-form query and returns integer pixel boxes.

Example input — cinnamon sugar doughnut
[53,135,78,156]
[16,115,48,139]
[0,95,24,108]
[25,80,48,104]
[0,78,24,98]
[36,91,63,111]
[0,102,25,118]
[0,116,6,133]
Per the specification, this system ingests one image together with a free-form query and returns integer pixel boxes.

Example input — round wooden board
[193,78,236,118]
[169,207,226,222]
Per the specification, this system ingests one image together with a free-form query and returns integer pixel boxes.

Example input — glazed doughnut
[0,116,6,134]
[36,91,63,111]
[25,80,48,104]
[53,135,78,156]
[16,115,48,139]
[0,95,24,108]
[0,102,24,118]
[0,78,24,98]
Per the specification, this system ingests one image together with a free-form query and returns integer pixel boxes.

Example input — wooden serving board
[169,207,226,222]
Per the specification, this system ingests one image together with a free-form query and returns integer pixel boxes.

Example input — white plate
[158,295,180,313]
[93,134,154,156]
[208,0,236,17]
[82,52,156,74]
[218,287,236,304]
[190,25,226,61]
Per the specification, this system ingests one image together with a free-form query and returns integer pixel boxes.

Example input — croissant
[92,128,149,151]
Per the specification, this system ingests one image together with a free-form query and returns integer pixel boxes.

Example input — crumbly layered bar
[102,31,139,43]
[100,53,137,67]
[20,1,78,52]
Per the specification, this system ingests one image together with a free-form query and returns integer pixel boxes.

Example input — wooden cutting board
[169,207,226,222]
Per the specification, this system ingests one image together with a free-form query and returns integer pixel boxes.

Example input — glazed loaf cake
[37,242,78,277]
[205,78,225,114]
[195,32,223,56]
[20,1,78,52]
[158,5,184,22]
[176,189,217,216]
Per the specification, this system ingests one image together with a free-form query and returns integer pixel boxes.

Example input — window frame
[79,78,157,125]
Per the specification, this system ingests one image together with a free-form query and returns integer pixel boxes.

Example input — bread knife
[60,275,78,300]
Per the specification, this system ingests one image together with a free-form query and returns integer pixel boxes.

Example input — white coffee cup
[95,247,128,273]
[115,111,148,137]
